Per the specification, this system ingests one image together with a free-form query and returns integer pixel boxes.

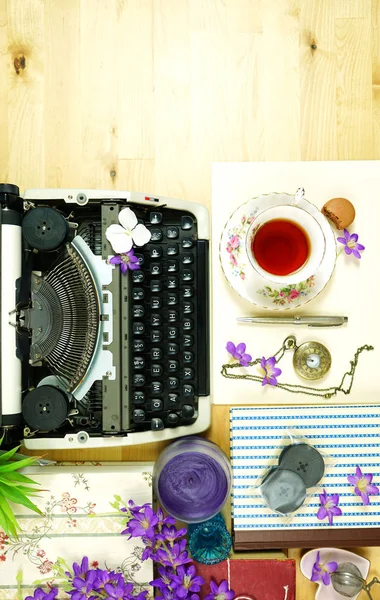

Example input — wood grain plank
[79,0,120,189]
[372,0,380,157]
[7,0,45,190]
[0,0,8,181]
[44,0,81,187]
[334,0,370,18]
[116,158,155,193]
[118,0,154,160]
[336,17,372,159]
[260,0,301,160]
[299,0,337,160]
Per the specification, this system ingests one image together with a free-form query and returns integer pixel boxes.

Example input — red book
[195,558,296,600]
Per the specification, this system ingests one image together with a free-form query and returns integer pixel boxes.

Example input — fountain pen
[237,316,348,327]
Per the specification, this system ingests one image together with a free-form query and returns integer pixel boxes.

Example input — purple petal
[310,571,321,582]
[347,475,358,485]
[344,229,351,241]
[315,551,321,564]
[355,466,363,479]
[319,490,328,503]
[367,484,379,495]
[337,237,347,245]
[267,376,278,386]
[271,367,282,377]
[226,342,236,355]
[325,561,338,573]
[363,473,373,484]
[236,342,246,355]
[321,571,331,586]
[354,486,361,497]
[239,359,248,367]
[261,377,269,386]
[260,356,267,370]
[331,494,340,505]
[328,512,333,525]
[356,243,365,251]
[129,262,141,270]
[344,245,352,255]
[210,581,218,595]
[361,492,370,505]
[120,262,128,274]
[241,353,252,364]
[109,255,122,265]
[317,506,327,520]
[219,581,229,593]
[350,233,358,242]
[352,249,361,259]
[330,506,342,517]
[266,356,276,368]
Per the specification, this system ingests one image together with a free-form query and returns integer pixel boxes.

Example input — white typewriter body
[1,187,211,449]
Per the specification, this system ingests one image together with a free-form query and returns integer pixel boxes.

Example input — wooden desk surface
[1,1,380,597]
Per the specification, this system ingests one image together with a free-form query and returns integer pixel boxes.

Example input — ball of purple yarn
[157,451,229,521]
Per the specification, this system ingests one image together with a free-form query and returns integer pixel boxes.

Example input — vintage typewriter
[0,184,210,449]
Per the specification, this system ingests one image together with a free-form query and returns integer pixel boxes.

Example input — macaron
[321,197,355,230]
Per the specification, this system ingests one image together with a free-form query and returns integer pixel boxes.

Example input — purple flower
[68,570,98,600]
[25,588,59,600]
[310,551,338,586]
[141,536,156,560]
[204,580,234,600]
[156,541,193,569]
[122,506,158,539]
[72,557,89,578]
[171,565,205,598]
[104,581,134,600]
[337,229,365,259]
[109,249,141,274]
[226,341,252,366]
[347,466,379,505]
[156,525,187,544]
[156,507,176,526]
[150,566,175,590]
[317,489,342,525]
[258,356,282,386]
[94,570,122,589]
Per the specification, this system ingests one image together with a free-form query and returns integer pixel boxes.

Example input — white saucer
[219,192,336,310]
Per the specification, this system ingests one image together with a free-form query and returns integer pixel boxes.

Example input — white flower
[105,207,151,253]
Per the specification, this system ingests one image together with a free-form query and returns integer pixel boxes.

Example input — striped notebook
[231,405,380,549]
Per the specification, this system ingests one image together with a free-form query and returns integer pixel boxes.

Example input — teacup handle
[292,187,305,206]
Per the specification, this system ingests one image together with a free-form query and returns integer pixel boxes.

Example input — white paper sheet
[212,161,379,404]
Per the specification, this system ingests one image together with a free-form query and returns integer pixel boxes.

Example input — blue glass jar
[188,512,232,564]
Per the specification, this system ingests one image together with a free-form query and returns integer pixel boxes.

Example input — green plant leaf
[1,484,43,515]
[0,495,20,538]
[4,471,41,486]
[0,446,21,462]
[0,456,39,472]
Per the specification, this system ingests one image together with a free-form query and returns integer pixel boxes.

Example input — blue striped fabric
[230,405,380,530]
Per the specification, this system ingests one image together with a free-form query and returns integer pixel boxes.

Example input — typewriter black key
[167,413,179,425]
[167,244,179,256]
[182,238,193,249]
[150,263,162,276]
[151,314,162,326]
[182,270,194,282]
[182,253,194,264]
[168,342,179,355]
[133,339,145,352]
[183,335,194,347]
[135,254,144,265]
[151,399,163,411]
[167,226,179,239]
[167,293,178,306]
[167,277,178,289]
[151,228,163,242]
[184,351,194,363]
[133,391,145,405]
[133,288,144,300]
[182,404,195,418]
[151,297,162,309]
[168,393,180,405]
[167,260,178,272]
[184,367,194,379]
[133,409,146,423]
[168,327,178,339]
[150,247,162,259]
[181,216,194,230]
[168,377,179,390]
[134,356,145,369]
[133,322,145,335]
[168,360,179,372]
[151,280,162,292]
[183,318,193,331]
[133,271,145,283]
[151,418,165,431]
[151,347,163,360]
[183,384,194,398]
[151,330,163,342]
[151,381,163,394]
[133,305,145,318]
[150,212,162,224]
[168,310,178,322]
[133,374,145,387]
[152,364,163,376]
[183,301,194,314]
[183,287,193,298]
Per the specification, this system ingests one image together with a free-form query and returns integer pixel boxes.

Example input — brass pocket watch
[293,340,332,380]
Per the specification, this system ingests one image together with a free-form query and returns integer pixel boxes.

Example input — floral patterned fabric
[0,463,154,600]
